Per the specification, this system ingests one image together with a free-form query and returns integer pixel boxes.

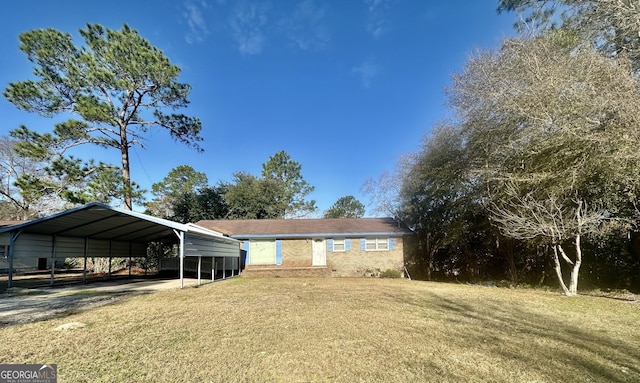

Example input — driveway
[0,277,204,327]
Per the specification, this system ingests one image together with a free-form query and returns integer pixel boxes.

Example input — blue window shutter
[276,239,282,265]
[345,239,351,251]
[328,239,334,252]
[389,238,395,250]
[243,240,250,264]
[360,238,366,251]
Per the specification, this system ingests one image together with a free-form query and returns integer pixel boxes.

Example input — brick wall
[242,266,330,277]
[243,236,407,278]
[326,236,406,277]
[281,238,313,267]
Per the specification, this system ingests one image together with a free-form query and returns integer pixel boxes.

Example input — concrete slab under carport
[0,274,219,293]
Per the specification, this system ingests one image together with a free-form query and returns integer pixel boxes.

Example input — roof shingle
[196,217,411,238]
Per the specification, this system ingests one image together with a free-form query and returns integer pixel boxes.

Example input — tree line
[0,138,365,221]
[364,0,640,294]
[144,152,363,222]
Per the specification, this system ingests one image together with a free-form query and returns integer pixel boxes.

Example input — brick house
[196,218,413,277]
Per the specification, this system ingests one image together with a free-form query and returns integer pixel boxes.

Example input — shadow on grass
[0,289,142,328]
[418,291,639,382]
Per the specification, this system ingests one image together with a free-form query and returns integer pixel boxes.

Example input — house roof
[196,217,412,239]
[0,202,237,244]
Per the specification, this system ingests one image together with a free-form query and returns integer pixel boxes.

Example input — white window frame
[366,237,388,251]
[333,238,346,252]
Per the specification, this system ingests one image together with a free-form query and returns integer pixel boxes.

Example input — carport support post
[50,235,56,286]
[83,237,88,284]
[197,256,202,286]
[223,257,226,280]
[7,232,16,288]
[212,257,215,282]
[108,240,112,279]
[178,231,185,289]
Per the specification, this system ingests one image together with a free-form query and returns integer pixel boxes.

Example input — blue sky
[0,0,515,216]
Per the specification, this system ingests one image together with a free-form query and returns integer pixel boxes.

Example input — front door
[312,238,326,266]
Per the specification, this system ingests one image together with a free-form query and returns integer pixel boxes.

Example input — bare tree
[499,0,640,72]
[490,185,608,295]
[448,32,640,294]
[361,165,407,218]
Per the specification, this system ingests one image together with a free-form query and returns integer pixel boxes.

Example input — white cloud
[183,1,211,44]
[281,0,330,51]
[352,59,379,88]
[229,2,270,55]
[364,0,395,38]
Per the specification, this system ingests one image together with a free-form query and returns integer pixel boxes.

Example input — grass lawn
[1,277,639,382]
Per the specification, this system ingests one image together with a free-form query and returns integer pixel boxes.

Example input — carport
[0,202,240,289]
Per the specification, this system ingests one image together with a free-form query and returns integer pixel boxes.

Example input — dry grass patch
[1,278,639,382]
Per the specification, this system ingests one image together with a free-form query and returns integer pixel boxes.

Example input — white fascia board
[185,223,224,236]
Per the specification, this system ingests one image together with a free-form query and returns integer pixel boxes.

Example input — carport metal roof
[0,202,240,289]
[0,202,234,243]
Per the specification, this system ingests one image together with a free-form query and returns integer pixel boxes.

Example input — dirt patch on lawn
[0,288,131,327]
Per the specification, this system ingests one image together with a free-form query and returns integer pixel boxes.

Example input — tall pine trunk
[119,124,132,211]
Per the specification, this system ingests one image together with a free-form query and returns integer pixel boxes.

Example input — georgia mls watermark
[0,364,57,383]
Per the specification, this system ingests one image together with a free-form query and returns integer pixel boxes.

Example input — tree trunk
[567,233,582,295]
[426,233,432,281]
[119,125,132,211]
[499,237,518,285]
[629,231,640,292]
[506,250,518,285]
[537,246,547,286]
[552,244,571,295]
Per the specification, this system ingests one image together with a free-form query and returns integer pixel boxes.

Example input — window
[249,240,276,264]
[365,237,388,251]
[328,239,351,252]
[0,245,5,258]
